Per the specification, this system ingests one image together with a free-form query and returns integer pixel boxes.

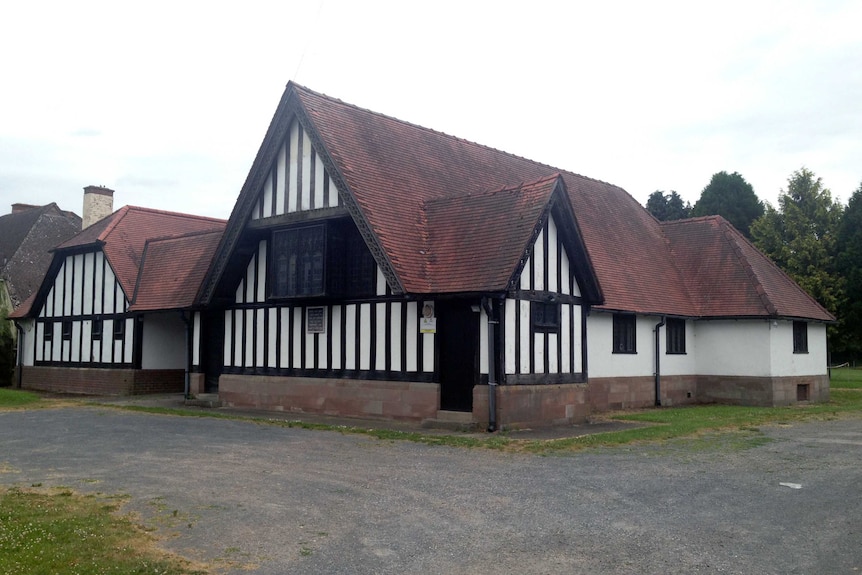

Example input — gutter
[482,297,499,432]
[654,316,666,406]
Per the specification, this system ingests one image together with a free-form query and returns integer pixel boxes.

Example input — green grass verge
[830,366,862,389]
[0,486,206,575]
[0,388,41,408]
[107,386,862,455]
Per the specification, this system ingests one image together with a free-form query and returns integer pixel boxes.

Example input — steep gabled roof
[203,82,828,321]
[55,206,226,298]
[130,228,225,312]
[13,206,226,318]
[0,203,82,307]
[662,216,834,321]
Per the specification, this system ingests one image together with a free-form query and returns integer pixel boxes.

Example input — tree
[750,168,844,322]
[835,181,862,359]
[692,171,763,237]
[646,190,691,221]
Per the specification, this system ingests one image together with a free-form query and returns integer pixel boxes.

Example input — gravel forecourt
[1,405,860,574]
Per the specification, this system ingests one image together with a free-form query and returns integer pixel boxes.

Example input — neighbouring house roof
[663,216,834,321]
[130,229,225,312]
[11,206,225,318]
[0,203,82,308]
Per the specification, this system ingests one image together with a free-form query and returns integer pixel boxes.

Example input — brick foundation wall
[188,373,206,395]
[473,384,590,430]
[18,366,184,395]
[698,374,829,406]
[587,375,700,411]
[219,374,440,421]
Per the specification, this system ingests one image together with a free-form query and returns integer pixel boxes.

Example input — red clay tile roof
[294,84,687,311]
[130,229,225,312]
[203,82,831,321]
[663,216,834,320]
[422,175,561,293]
[56,206,226,300]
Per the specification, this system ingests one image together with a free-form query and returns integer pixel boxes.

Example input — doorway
[201,310,224,393]
[436,300,479,411]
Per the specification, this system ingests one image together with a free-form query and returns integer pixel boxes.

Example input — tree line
[646,169,862,362]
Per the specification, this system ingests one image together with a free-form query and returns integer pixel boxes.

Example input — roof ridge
[661,214,723,226]
[141,227,226,246]
[121,205,227,223]
[716,218,778,316]
[291,82,626,192]
[98,205,131,241]
[423,173,563,207]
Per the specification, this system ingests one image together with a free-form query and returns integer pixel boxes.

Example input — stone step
[184,393,223,408]
[421,410,477,431]
[435,410,474,423]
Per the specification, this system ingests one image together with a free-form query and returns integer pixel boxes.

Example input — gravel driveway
[1,406,860,574]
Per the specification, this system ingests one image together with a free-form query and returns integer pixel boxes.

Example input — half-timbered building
[12,200,225,395]
[12,83,835,429]
[191,82,833,429]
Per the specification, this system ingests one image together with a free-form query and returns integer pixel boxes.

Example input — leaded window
[793,321,808,353]
[272,226,326,298]
[666,318,686,354]
[613,313,636,353]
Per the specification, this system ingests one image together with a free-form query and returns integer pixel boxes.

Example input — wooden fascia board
[548,183,604,305]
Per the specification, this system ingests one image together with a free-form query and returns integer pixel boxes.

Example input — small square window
[613,313,636,353]
[531,302,560,332]
[43,322,54,341]
[92,319,103,340]
[793,321,808,353]
[666,318,686,354]
[62,320,73,341]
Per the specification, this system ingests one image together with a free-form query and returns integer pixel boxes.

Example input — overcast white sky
[2,0,860,220]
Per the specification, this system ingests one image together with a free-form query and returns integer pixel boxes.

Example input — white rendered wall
[660,319,698,376]
[769,320,827,376]
[18,319,35,366]
[587,313,654,378]
[141,313,186,369]
[694,320,772,377]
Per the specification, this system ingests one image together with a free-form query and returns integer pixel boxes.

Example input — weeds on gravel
[0,486,207,574]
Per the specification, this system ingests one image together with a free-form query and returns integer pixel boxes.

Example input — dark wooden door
[202,310,224,393]
[437,300,479,411]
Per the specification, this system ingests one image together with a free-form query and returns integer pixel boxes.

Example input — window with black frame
[793,321,808,353]
[666,318,686,354]
[270,221,376,299]
[531,301,560,333]
[272,225,326,298]
[612,313,636,353]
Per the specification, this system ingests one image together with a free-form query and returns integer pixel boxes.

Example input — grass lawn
[829,366,862,389]
[0,388,41,408]
[0,487,206,575]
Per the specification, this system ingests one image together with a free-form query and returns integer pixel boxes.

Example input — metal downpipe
[654,316,666,406]
[14,321,24,389]
[180,311,191,400]
[482,297,498,432]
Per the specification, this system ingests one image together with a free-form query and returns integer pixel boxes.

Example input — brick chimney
[82,185,114,229]
[11,203,39,214]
